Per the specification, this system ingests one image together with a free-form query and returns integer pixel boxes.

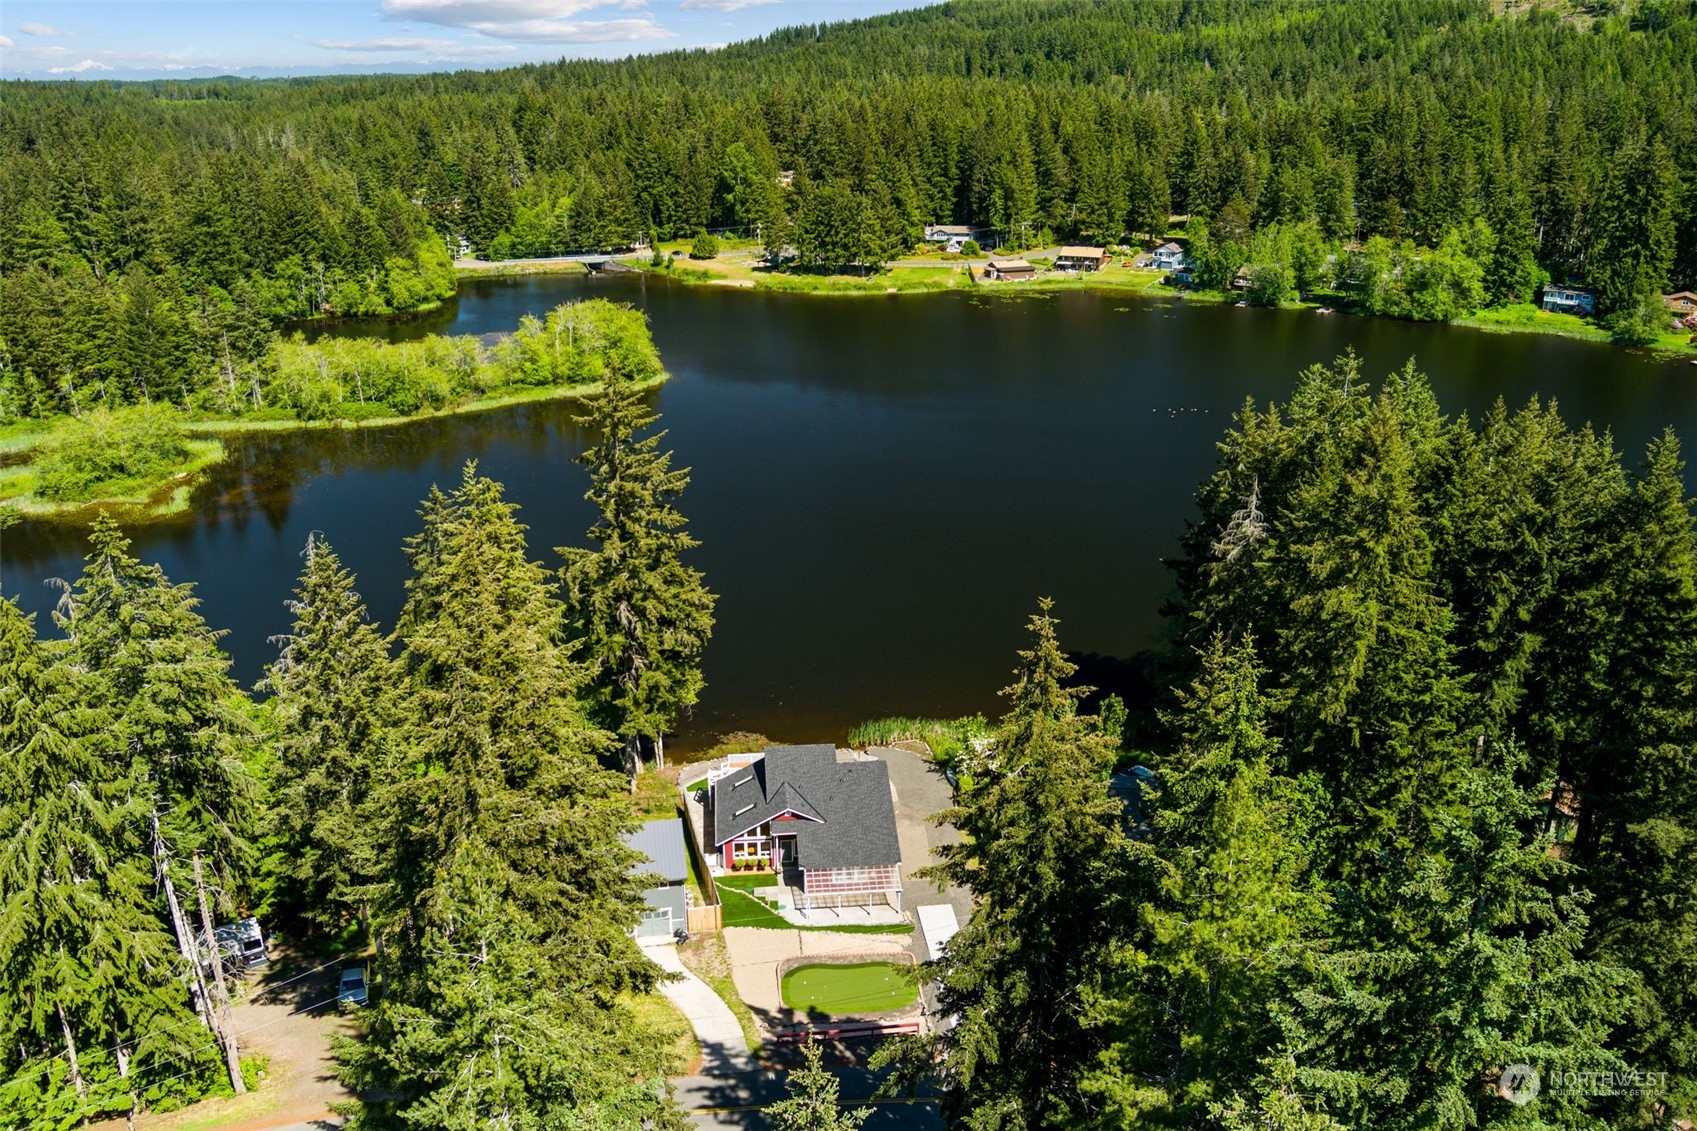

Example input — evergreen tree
[878,600,1126,1129]
[1084,635,1325,1125]
[1572,432,1697,1118]
[51,517,256,1094]
[561,372,716,787]
[345,466,676,1128]
[259,534,394,934]
[0,597,217,1127]
[54,517,256,882]
[1483,158,1539,306]
[1591,133,1679,318]
[1288,749,1634,1130]
[765,1042,869,1131]
[339,844,683,1130]
[1210,1054,1347,1131]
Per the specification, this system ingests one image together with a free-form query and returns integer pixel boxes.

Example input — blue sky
[0,0,927,79]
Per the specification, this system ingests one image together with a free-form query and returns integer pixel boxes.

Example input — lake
[8,275,1694,750]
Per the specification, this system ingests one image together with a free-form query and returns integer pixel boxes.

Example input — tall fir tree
[878,600,1127,1129]
[765,1042,869,1131]
[53,516,256,883]
[1572,432,1697,1119]
[1287,748,1634,1130]
[561,370,716,789]
[1083,634,1326,1126]
[50,517,256,1092]
[259,534,394,935]
[0,597,219,1128]
[342,465,677,1128]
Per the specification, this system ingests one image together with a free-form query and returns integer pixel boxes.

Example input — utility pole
[193,852,246,1095]
[153,808,212,1028]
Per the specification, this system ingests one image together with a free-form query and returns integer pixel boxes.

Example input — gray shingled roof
[623,818,690,885]
[710,745,901,871]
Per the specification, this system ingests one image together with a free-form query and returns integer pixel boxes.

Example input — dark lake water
[9,275,1695,750]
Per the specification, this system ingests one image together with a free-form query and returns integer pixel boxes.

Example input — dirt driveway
[94,951,358,1131]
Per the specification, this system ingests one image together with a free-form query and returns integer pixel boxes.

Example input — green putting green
[780,961,918,1015]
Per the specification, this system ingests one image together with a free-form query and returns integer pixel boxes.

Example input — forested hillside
[3,0,1695,421]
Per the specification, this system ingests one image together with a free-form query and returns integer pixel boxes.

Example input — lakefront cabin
[1055,246,1108,272]
[1664,292,1697,330]
[707,744,903,911]
[1151,242,1188,272]
[1541,284,1597,316]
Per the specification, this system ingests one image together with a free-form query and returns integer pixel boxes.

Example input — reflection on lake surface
[9,275,1695,749]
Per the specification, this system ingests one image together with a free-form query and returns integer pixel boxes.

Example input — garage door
[634,908,674,938]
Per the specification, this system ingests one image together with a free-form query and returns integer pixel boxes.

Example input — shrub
[690,232,720,259]
[960,239,982,257]
[332,401,396,421]
[35,404,189,501]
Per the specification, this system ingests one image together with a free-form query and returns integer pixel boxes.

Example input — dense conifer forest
[0,369,714,1128]
[3,0,1696,422]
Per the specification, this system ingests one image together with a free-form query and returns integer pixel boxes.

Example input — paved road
[897,246,1069,268]
[677,1066,941,1129]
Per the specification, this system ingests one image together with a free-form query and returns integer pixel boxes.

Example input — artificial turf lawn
[781,961,919,1014]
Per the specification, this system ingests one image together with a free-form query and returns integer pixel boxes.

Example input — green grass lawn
[716,883,912,934]
[781,961,919,1015]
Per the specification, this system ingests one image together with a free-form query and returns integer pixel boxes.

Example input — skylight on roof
[734,803,755,817]
[733,774,754,788]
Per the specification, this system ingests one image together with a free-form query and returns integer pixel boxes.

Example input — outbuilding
[983,257,1035,281]
[624,818,692,938]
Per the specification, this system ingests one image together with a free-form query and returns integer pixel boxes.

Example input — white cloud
[48,59,112,73]
[679,0,779,10]
[315,36,457,51]
[380,0,674,43]
[18,21,68,37]
[315,35,519,58]
[0,35,12,49]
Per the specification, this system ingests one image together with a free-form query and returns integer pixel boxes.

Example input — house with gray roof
[623,818,691,938]
[708,745,903,911]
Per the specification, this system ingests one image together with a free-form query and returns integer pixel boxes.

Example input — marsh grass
[847,715,990,765]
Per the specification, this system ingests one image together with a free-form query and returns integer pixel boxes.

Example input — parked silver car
[337,966,368,1009]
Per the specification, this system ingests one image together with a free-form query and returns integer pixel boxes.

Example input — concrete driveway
[860,745,973,962]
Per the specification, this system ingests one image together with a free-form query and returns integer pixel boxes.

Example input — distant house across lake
[1151,241,1188,273]
[983,257,1035,281]
[1665,291,1697,329]
[1055,245,1108,272]
[1541,284,1597,316]
[924,224,983,253]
